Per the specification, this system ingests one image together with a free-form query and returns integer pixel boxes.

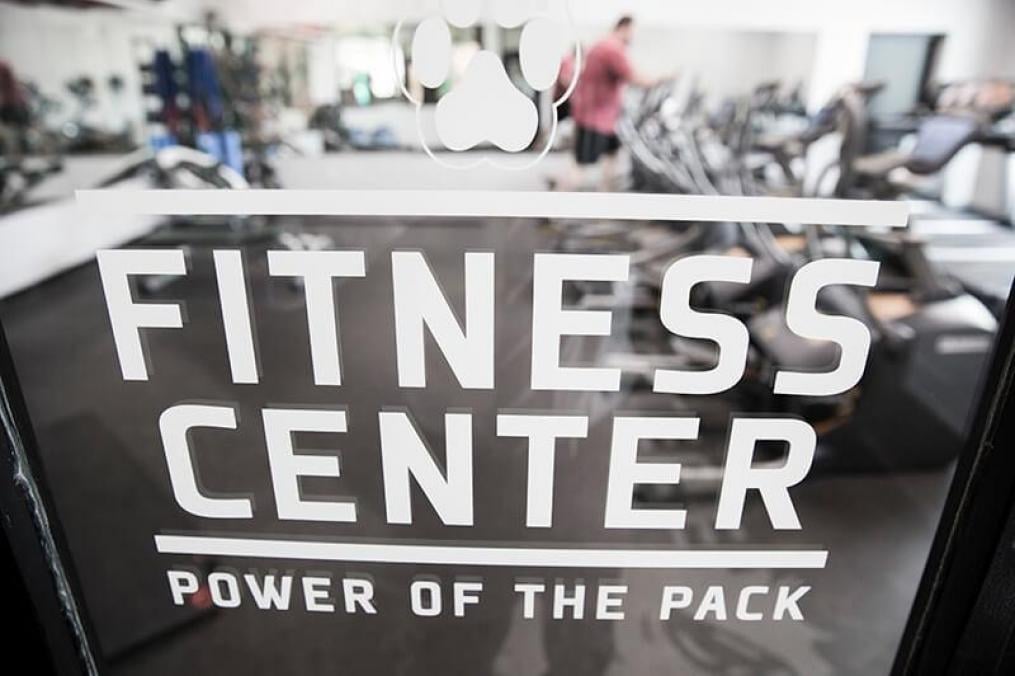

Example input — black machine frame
[2,276,1015,674]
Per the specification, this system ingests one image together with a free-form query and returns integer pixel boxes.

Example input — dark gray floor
[0,215,956,675]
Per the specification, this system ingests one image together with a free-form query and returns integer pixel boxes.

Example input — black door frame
[0,323,102,675]
[893,285,1015,675]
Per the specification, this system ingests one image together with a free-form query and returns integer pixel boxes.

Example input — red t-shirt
[571,36,633,135]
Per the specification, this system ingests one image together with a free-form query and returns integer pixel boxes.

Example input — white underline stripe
[926,246,1015,262]
[154,535,828,569]
[76,190,908,227]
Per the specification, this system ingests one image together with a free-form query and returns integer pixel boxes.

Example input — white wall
[0,3,186,140]
[2,0,1012,160]
[562,0,1010,110]
[4,0,1011,120]
[198,0,1012,110]
[617,28,816,104]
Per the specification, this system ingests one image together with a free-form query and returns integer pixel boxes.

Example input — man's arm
[613,47,659,89]
[630,71,660,89]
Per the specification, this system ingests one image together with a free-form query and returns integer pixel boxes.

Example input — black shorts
[556,97,571,122]
[574,125,620,165]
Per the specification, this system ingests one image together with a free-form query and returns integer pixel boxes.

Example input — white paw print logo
[394,0,579,169]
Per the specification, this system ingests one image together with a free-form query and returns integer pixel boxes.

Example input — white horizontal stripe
[911,218,1005,236]
[926,247,1015,262]
[155,535,828,569]
[76,189,907,227]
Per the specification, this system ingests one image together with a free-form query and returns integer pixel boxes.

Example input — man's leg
[598,153,618,192]
[556,156,587,191]
[557,126,591,191]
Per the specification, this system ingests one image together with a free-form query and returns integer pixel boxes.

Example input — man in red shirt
[563,16,657,191]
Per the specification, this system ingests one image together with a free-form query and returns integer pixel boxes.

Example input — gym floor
[0,208,956,676]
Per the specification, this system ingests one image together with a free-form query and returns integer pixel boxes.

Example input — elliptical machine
[735,82,999,472]
[607,77,999,477]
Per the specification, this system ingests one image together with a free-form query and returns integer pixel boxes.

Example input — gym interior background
[1,0,1014,674]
